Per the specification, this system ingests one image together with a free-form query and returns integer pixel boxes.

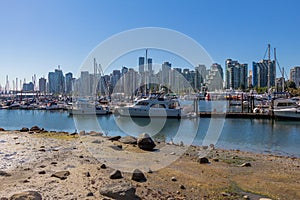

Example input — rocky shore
[0,127,299,200]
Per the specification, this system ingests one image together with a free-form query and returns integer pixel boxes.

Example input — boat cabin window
[277,102,295,107]
[168,102,178,109]
[150,104,166,108]
[136,101,149,106]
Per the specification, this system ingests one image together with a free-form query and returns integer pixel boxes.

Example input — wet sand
[0,130,299,200]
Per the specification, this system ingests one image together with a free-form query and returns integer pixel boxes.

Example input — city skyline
[1,0,300,87]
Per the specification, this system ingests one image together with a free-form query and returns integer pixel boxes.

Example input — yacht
[115,93,183,118]
[273,99,300,119]
[69,99,109,115]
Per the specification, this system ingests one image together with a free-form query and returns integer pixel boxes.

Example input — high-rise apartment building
[225,59,248,90]
[39,77,47,93]
[65,72,73,94]
[48,68,65,94]
[252,60,276,88]
[290,66,300,88]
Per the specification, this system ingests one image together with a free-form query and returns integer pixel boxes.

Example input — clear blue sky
[1,0,300,88]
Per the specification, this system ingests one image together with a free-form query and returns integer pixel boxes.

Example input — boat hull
[273,108,300,119]
[116,107,182,118]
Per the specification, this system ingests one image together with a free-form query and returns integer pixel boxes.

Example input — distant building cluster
[1,45,300,95]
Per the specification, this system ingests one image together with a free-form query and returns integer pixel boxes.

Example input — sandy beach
[0,128,299,200]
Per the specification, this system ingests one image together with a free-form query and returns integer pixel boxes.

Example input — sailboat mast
[267,44,271,90]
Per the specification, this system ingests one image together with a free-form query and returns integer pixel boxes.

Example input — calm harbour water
[0,101,299,157]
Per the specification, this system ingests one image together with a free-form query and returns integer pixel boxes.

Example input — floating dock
[198,112,273,119]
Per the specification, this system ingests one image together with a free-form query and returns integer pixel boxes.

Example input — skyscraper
[252,60,275,88]
[225,59,248,90]
[48,68,65,94]
[290,66,300,88]
[65,72,73,94]
[39,77,47,93]
[138,57,145,73]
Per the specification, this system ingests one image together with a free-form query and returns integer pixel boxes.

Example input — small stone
[23,180,30,183]
[171,177,177,181]
[79,131,85,135]
[10,191,42,200]
[109,170,123,179]
[100,164,107,169]
[38,149,46,152]
[147,168,153,174]
[213,158,219,162]
[180,185,186,189]
[51,162,58,165]
[51,171,70,180]
[79,155,84,158]
[243,195,250,199]
[92,140,101,144]
[170,152,175,155]
[38,170,46,175]
[0,171,11,177]
[240,162,251,167]
[119,136,137,144]
[99,183,138,199]
[39,165,46,168]
[108,136,121,141]
[117,144,123,149]
[198,157,209,164]
[86,192,93,197]
[132,169,147,182]
[85,172,91,177]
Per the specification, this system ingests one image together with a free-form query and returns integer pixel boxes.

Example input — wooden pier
[198,112,273,119]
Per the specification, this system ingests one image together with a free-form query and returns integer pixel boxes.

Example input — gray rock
[171,177,177,181]
[86,192,93,197]
[119,136,137,144]
[109,170,123,179]
[240,162,251,167]
[92,140,102,144]
[198,157,209,164]
[132,169,147,182]
[137,133,156,151]
[20,127,29,132]
[85,172,91,177]
[100,164,107,169]
[10,191,42,200]
[51,171,70,180]
[99,183,139,200]
[108,136,121,141]
[30,126,41,132]
[0,171,11,177]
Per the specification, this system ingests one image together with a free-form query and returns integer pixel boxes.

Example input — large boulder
[137,133,156,151]
[131,169,147,182]
[10,191,42,200]
[20,127,29,132]
[119,136,137,144]
[99,183,139,200]
[0,128,5,131]
[109,170,123,179]
[30,126,41,132]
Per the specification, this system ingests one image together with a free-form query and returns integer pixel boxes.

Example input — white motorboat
[69,99,109,115]
[273,99,300,119]
[115,93,183,118]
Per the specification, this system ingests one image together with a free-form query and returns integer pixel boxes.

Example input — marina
[0,103,299,158]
